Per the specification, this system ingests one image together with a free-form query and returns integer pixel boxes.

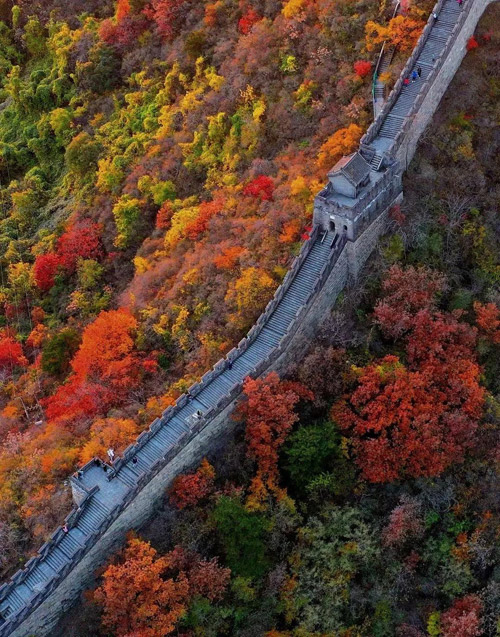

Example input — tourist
[411,70,418,82]
[107,448,115,463]
[417,66,422,77]
[132,457,138,465]
[62,525,68,534]
[404,77,410,86]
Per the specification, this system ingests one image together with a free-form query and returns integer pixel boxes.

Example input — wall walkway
[0,0,495,634]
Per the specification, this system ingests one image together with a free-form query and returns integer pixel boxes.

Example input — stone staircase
[377,0,462,140]
[370,153,384,171]
[0,228,339,636]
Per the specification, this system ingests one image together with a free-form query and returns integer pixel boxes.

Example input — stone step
[59,533,82,557]
[370,154,383,171]
[137,445,159,465]
[116,467,136,489]
[44,547,68,572]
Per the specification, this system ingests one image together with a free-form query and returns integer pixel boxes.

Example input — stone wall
[395,0,495,167]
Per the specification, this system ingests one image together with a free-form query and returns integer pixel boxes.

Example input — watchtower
[313,149,401,241]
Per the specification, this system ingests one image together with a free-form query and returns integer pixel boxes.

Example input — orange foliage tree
[316,124,363,171]
[474,301,500,343]
[94,537,189,637]
[238,372,312,504]
[365,16,424,53]
[45,309,139,423]
[79,417,139,463]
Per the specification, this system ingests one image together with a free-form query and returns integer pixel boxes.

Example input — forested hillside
[0,0,435,573]
[49,3,499,636]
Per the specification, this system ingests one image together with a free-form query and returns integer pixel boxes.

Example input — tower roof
[328,152,371,187]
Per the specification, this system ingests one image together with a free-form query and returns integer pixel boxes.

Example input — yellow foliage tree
[226,267,275,328]
[316,124,363,171]
[80,417,139,464]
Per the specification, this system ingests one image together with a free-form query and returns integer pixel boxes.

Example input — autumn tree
[440,595,483,637]
[317,124,363,171]
[332,354,483,482]
[145,0,188,40]
[238,372,312,505]
[0,333,27,374]
[56,221,103,273]
[167,545,230,601]
[354,60,372,78]
[373,264,446,339]
[79,417,139,463]
[238,8,261,34]
[45,309,139,422]
[365,16,424,53]
[226,267,276,329]
[242,175,274,200]
[33,253,63,292]
[382,496,424,548]
[474,301,500,343]
[169,458,216,509]
[94,536,189,637]
[335,266,484,483]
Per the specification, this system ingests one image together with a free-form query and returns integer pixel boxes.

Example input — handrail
[371,1,401,112]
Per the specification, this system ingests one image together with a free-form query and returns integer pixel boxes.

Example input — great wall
[0,0,495,634]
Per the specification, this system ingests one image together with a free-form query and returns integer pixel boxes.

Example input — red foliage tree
[169,458,215,509]
[99,15,149,48]
[56,221,103,273]
[33,253,63,292]
[382,496,423,548]
[238,372,312,501]
[187,556,230,601]
[441,595,483,637]
[0,334,28,372]
[156,201,174,230]
[353,60,372,78]
[242,175,275,201]
[144,0,188,40]
[185,199,222,240]
[374,264,446,339]
[466,36,479,51]
[332,353,483,483]
[474,301,500,343]
[168,546,230,601]
[335,266,484,483]
[238,8,261,35]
